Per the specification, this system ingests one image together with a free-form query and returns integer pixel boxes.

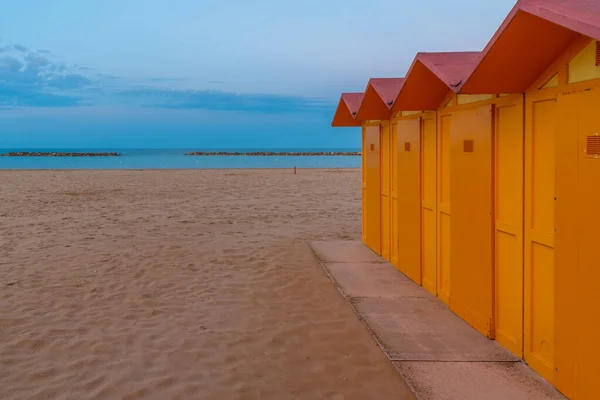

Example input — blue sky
[0,0,516,149]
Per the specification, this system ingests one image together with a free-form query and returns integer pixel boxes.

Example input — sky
[0,0,516,149]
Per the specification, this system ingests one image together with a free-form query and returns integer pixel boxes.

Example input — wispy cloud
[0,42,335,113]
[0,44,91,107]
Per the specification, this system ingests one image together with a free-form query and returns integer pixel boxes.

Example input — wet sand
[0,169,414,400]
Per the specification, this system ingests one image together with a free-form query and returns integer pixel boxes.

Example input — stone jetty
[1,152,121,157]
[185,151,361,156]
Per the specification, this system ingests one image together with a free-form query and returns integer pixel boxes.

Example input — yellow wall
[456,94,493,105]
[528,37,600,399]
[567,40,600,84]
[555,88,600,400]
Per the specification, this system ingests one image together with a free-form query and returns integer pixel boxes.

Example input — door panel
[450,105,494,337]
[391,124,400,267]
[362,127,367,243]
[437,114,452,305]
[555,88,600,399]
[365,125,382,255]
[524,96,556,382]
[421,117,437,295]
[397,118,422,284]
[380,123,391,261]
[574,89,600,400]
[494,99,524,357]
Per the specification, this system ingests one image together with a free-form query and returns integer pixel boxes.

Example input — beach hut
[460,0,600,396]
[393,53,526,349]
[355,78,405,263]
[331,93,382,253]
[389,52,481,295]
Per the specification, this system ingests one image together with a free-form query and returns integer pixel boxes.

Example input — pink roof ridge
[367,78,405,106]
[416,51,481,89]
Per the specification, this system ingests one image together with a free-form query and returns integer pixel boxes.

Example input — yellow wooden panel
[540,74,558,89]
[397,117,422,284]
[574,89,600,400]
[421,117,437,296]
[380,123,391,262]
[494,101,524,357]
[402,110,423,116]
[365,125,382,255]
[457,94,493,105]
[437,114,452,305]
[567,40,600,84]
[362,127,367,244]
[554,91,579,399]
[553,88,600,399]
[449,105,494,337]
[391,124,399,267]
[524,96,556,382]
[529,242,555,369]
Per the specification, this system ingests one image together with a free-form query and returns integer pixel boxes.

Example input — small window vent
[596,41,600,66]
[586,135,600,157]
[404,142,411,152]
[370,143,375,152]
[464,139,474,153]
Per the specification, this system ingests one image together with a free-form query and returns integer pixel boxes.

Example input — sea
[0,148,361,170]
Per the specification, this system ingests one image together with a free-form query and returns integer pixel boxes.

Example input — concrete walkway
[310,240,565,400]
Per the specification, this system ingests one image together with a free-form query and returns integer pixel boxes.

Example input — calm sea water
[0,149,361,170]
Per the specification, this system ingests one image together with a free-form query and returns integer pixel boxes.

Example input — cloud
[0,44,93,107]
[0,44,29,53]
[12,44,29,52]
[0,42,335,113]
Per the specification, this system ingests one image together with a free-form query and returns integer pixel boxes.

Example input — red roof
[392,52,480,111]
[356,78,405,120]
[460,0,600,94]
[331,93,364,127]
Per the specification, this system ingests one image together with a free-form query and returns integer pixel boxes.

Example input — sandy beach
[0,169,413,400]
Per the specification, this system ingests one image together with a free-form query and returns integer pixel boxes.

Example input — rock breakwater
[1,152,121,157]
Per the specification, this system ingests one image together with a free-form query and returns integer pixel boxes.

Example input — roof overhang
[393,52,480,111]
[331,93,364,127]
[460,0,600,94]
[355,78,405,120]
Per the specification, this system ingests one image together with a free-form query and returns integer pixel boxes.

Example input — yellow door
[450,105,493,337]
[391,123,400,267]
[362,128,367,244]
[554,90,578,399]
[421,116,437,295]
[396,118,422,284]
[380,123,391,261]
[365,125,382,255]
[524,93,556,382]
[494,98,524,357]
[437,114,452,305]
[573,89,600,400]
[555,88,600,399]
